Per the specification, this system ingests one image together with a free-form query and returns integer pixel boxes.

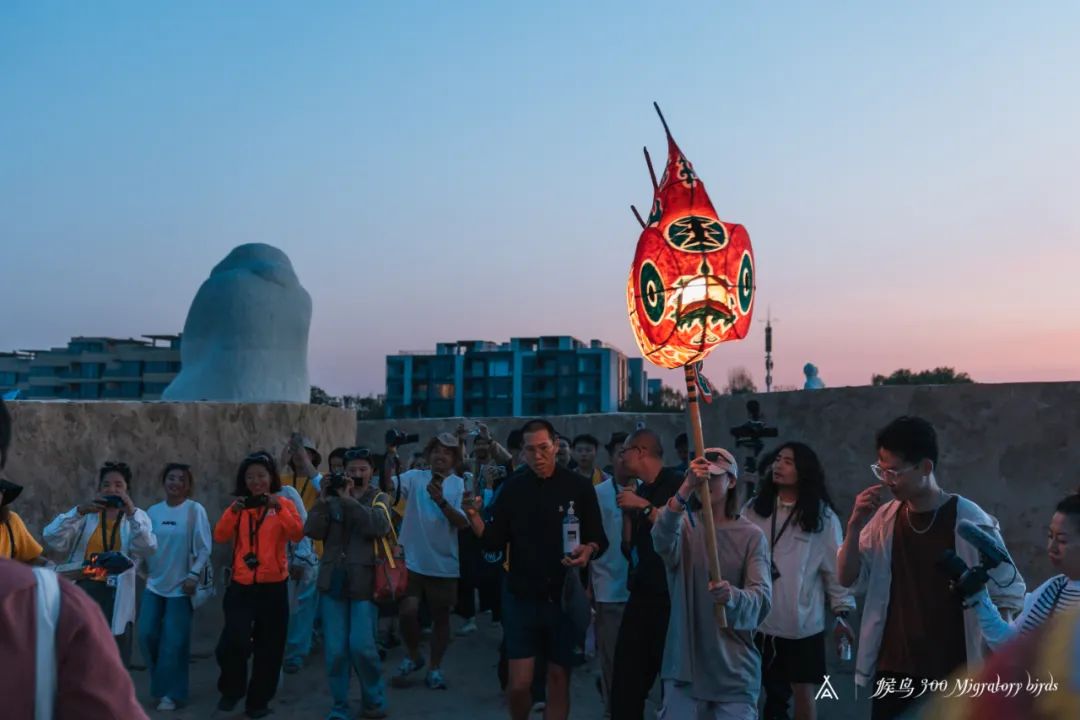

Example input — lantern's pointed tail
[654,102,673,143]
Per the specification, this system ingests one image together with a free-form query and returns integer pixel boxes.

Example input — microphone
[956,520,1011,569]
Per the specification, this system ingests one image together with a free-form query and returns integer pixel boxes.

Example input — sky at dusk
[3,1,1078,396]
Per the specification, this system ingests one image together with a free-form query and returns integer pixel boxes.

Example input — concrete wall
[357,381,1079,584]
[4,401,356,541]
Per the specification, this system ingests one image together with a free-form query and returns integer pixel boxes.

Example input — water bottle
[563,501,580,556]
[838,633,853,661]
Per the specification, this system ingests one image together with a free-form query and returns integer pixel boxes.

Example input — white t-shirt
[394,469,465,578]
[144,499,212,598]
[591,477,637,603]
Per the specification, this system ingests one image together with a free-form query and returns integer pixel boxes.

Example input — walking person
[305,447,393,720]
[137,462,212,711]
[743,443,855,720]
[214,451,305,719]
[280,433,324,673]
[43,460,157,666]
[653,448,771,719]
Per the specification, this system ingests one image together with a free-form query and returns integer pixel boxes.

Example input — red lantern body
[627,123,755,369]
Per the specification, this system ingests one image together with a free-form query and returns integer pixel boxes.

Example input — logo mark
[815,675,839,701]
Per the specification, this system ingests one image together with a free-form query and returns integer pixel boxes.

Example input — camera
[385,429,420,447]
[243,552,260,570]
[99,494,127,509]
[324,472,350,496]
[0,479,24,507]
[937,550,991,601]
[242,494,270,509]
[729,400,779,475]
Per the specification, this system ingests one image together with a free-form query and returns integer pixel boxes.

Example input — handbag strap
[371,497,397,569]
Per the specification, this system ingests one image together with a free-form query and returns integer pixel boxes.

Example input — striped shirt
[1017,574,1080,633]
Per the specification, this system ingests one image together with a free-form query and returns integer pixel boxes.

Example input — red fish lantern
[627,105,755,369]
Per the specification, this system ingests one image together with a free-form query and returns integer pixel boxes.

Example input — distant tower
[764,311,775,393]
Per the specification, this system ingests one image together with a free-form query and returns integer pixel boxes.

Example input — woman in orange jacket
[214,451,304,719]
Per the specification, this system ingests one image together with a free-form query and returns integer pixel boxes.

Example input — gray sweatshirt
[652,505,772,704]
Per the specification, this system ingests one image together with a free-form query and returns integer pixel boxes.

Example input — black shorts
[756,630,827,684]
[501,588,583,669]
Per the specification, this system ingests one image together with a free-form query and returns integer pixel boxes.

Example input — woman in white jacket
[743,443,855,720]
[43,460,157,665]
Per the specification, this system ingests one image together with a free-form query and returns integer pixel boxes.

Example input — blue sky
[3,1,1078,395]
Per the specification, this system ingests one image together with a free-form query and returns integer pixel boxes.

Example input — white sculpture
[803,363,825,390]
[163,244,312,402]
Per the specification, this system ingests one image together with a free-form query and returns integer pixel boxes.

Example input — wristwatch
[640,504,654,521]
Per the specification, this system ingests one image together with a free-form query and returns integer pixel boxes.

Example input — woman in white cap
[652,447,772,720]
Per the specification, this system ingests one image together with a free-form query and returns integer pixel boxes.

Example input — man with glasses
[609,428,685,720]
[463,419,606,720]
[837,416,1025,720]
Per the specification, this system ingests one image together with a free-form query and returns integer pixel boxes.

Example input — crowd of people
[3,398,1080,719]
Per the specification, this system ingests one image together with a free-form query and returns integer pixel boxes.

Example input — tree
[310,385,332,405]
[724,367,758,395]
[871,367,974,386]
[618,385,686,413]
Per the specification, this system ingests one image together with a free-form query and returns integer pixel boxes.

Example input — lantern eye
[665,215,728,253]
[737,252,754,314]
[640,261,666,324]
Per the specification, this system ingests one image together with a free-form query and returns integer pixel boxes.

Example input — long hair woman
[43,460,157,665]
[743,442,855,720]
[137,463,212,711]
[305,447,393,719]
[214,451,304,719]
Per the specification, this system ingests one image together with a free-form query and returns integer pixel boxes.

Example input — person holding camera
[305,447,393,720]
[970,492,1080,648]
[653,448,771,719]
[137,462,212,711]
[836,416,1026,720]
[743,443,854,720]
[213,451,305,719]
[43,460,157,666]
[386,431,468,690]
[279,432,324,673]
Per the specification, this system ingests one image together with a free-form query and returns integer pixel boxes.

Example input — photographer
[970,493,1080,648]
[386,432,468,691]
[43,460,157,665]
[743,443,854,720]
[0,478,46,564]
[279,433,323,673]
[836,416,1025,720]
[305,448,393,720]
[213,451,305,719]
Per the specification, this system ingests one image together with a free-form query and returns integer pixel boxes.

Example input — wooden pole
[684,364,727,627]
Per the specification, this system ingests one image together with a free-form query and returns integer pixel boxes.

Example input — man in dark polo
[464,418,606,720]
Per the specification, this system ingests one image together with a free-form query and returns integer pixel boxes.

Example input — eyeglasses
[870,463,918,483]
[345,448,372,460]
[101,461,130,472]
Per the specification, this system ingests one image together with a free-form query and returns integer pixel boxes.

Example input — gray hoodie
[651,505,772,704]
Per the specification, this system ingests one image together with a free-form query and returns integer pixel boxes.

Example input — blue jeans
[319,593,386,715]
[285,578,319,665]
[137,589,193,703]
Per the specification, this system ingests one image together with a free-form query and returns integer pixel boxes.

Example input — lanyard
[247,507,269,557]
[769,499,796,558]
[295,475,311,503]
[99,512,122,553]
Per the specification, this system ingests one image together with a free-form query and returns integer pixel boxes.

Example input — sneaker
[156,697,177,711]
[456,618,478,636]
[361,708,389,719]
[218,696,242,712]
[531,701,546,713]
[425,669,448,690]
[390,656,426,687]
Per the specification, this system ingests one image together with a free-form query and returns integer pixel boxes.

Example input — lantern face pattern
[627,120,755,369]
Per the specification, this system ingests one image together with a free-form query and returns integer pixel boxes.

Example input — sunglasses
[345,448,372,460]
[245,452,272,462]
[703,450,729,464]
[101,461,130,472]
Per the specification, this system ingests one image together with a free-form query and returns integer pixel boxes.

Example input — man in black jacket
[464,418,606,720]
